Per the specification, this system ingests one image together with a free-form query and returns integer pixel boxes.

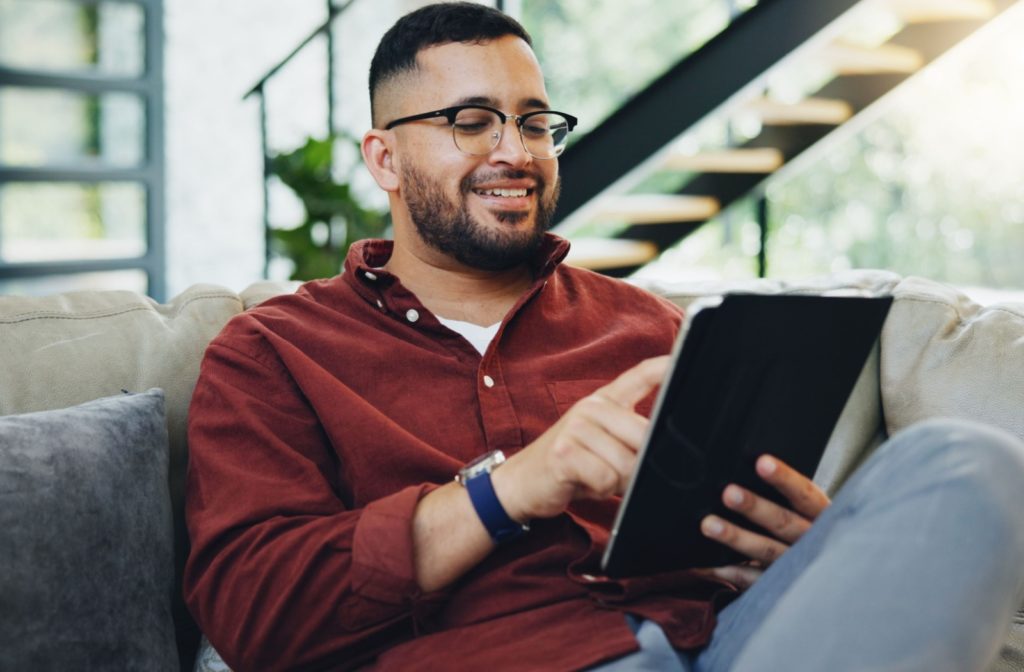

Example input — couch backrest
[1,285,277,509]
[3,269,1021,520]
[0,280,295,668]
[883,277,1024,440]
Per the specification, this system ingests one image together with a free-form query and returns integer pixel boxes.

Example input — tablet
[600,293,893,577]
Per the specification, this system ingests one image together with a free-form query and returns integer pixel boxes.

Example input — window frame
[0,0,165,300]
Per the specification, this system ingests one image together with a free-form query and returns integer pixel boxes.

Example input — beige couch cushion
[881,276,1024,441]
[1,285,245,516]
[0,280,300,524]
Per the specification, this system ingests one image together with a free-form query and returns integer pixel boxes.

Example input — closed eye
[522,121,550,136]
[454,121,492,134]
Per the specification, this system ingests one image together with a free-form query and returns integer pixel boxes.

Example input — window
[0,0,164,298]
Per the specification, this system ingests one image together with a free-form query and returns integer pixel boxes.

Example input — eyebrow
[452,95,551,111]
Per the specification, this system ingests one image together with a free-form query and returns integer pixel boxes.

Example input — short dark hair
[369,2,532,126]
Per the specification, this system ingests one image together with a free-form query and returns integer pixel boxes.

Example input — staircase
[553,0,1018,276]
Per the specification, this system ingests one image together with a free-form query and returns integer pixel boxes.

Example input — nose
[487,117,533,168]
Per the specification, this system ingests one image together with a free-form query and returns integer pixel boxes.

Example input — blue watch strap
[465,470,528,543]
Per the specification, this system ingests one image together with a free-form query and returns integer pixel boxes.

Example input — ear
[362,129,400,193]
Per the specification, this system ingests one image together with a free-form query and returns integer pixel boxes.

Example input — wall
[163,0,483,296]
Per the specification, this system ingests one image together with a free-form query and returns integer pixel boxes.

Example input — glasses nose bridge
[489,111,530,157]
[492,111,523,138]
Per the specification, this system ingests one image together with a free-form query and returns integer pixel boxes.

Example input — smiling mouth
[472,187,533,198]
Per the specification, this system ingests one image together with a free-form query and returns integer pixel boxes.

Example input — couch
[1,269,1022,671]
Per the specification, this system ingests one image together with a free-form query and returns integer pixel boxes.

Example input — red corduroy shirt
[184,235,732,672]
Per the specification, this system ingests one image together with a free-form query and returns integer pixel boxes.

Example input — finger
[756,455,831,520]
[701,515,789,566]
[694,564,764,591]
[555,412,639,488]
[592,356,670,409]
[572,395,651,454]
[562,441,631,500]
[721,484,811,545]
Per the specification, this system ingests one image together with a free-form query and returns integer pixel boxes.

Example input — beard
[400,163,560,271]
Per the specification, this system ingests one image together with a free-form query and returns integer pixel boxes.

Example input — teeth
[476,188,528,198]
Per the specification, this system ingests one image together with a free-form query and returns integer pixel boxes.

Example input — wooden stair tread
[565,238,659,271]
[662,147,785,173]
[821,41,925,75]
[744,97,853,126]
[590,194,720,224]
[881,0,996,23]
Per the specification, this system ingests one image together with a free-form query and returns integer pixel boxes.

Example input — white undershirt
[437,316,501,356]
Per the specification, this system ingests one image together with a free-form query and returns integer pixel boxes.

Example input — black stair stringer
[554,0,862,223]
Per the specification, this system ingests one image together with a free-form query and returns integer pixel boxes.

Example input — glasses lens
[452,107,503,155]
[521,112,572,159]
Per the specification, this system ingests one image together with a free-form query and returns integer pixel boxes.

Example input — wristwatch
[456,450,530,543]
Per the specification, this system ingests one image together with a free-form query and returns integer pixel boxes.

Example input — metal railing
[243,0,358,278]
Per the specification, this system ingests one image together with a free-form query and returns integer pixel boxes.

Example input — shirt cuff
[351,483,443,606]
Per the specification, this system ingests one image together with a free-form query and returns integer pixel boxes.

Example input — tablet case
[601,293,893,577]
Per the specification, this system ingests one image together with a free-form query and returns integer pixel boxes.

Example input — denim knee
[889,417,1024,473]
[879,417,1024,528]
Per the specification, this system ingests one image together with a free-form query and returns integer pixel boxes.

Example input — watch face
[459,450,506,482]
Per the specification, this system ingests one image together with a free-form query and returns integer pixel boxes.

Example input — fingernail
[725,487,744,506]
[759,456,777,475]
[703,517,724,537]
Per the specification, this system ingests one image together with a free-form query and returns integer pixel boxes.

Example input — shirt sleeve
[183,334,447,672]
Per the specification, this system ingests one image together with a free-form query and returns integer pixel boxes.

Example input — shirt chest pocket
[546,378,656,419]
[546,379,610,416]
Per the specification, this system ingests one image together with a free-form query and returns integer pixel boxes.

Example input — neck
[384,232,534,327]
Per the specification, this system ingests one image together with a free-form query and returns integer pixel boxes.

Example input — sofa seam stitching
[894,294,1024,326]
[0,291,243,325]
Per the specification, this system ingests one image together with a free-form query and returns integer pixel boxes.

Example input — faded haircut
[369,2,532,127]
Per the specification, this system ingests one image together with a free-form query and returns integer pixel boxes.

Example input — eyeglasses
[384,105,578,160]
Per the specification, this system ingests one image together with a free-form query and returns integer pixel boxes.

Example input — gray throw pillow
[0,389,179,671]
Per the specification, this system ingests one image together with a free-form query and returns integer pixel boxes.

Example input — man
[184,3,1024,671]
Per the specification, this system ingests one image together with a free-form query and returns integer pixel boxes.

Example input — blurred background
[1,0,1021,302]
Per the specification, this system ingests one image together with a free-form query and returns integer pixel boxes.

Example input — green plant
[269,135,388,281]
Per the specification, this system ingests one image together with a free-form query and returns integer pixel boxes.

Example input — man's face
[387,36,561,271]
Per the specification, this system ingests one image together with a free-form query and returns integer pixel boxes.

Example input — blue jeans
[594,419,1024,671]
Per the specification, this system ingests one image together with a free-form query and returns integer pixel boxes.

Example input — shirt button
[364,271,378,281]
[375,299,385,311]
[406,309,420,323]
[483,375,495,388]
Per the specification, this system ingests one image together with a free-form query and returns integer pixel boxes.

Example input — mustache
[461,169,548,193]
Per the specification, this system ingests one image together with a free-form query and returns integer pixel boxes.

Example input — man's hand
[493,356,670,523]
[699,455,831,589]
[412,356,667,592]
